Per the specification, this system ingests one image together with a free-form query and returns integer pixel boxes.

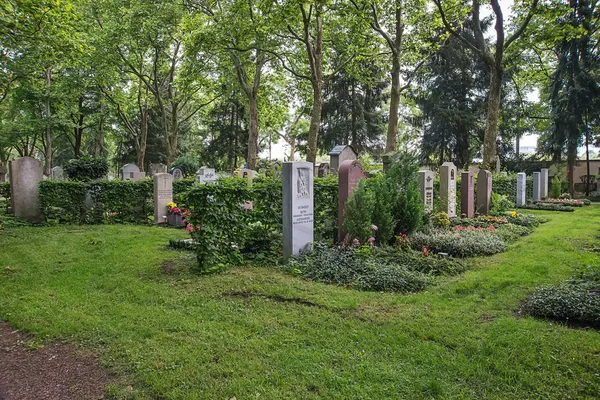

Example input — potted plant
[166,202,186,226]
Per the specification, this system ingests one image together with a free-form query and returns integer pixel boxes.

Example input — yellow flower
[511,211,518,218]
[166,201,177,209]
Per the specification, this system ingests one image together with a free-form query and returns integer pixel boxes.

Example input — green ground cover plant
[0,207,599,399]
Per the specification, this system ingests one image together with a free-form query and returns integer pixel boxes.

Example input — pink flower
[353,238,360,245]
[423,246,428,257]
[185,224,194,234]
[371,225,378,231]
[368,237,375,242]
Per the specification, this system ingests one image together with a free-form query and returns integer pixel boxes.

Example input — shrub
[521,283,600,327]
[170,155,199,177]
[314,176,338,243]
[495,223,532,242]
[343,179,375,244]
[63,157,109,182]
[410,230,507,258]
[286,244,430,293]
[520,203,574,212]
[491,193,514,214]
[387,153,424,235]
[367,173,395,244]
[506,212,541,227]
[431,211,450,228]
[550,175,562,199]
[372,247,467,275]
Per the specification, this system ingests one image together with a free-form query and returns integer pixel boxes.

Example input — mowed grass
[0,208,599,399]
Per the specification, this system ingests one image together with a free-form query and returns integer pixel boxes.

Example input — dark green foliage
[520,203,575,212]
[492,173,534,203]
[63,157,109,182]
[372,247,467,275]
[39,181,88,224]
[491,193,514,214]
[168,238,197,251]
[170,155,199,177]
[314,176,338,242]
[368,174,395,244]
[0,182,10,207]
[495,224,532,242]
[172,178,196,206]
[550,176,562,199]
[410,230,507,258]
[522,266,600,326]
[286,244,430,293]
[252,177,283,231]
[387,154,424,235]
[343,179,374,244]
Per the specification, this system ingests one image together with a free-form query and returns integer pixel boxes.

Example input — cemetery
[0,152,599,399]
[0,0,599,397]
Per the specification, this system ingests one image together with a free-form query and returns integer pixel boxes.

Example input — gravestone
[236,168,257,182]
[282,161,314,259]
[51,166,64,181]
[476,169,492,215]
[120,163,140,180]
[439,162,457,218]
[533,172,541,201]
[171,168,184,180]
[338,159,365,242]
[461,171,475,218]
[419,170,435,213]
[9,157,43,222]
[328,145,358,175]
[382,151,397,173]
[540,168,549,198]
[496,156,501,174]
[0,162,7,183]
[516,172,526,206]
[153,173,173,225]
[149,163,167,176]
[317,163,330,177]
[196,167,217,184]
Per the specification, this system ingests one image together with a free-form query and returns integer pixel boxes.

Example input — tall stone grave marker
[533,172,541,201]
[149,163,167,176]
[338,160,365,242]
[283,161,314,259]
[461,171,475,218]
[440,162,457,218]
[153,173,173,225]
[196,167,217,184]
[236,168,257,182]
[495,155,501,174]
[51,166,64,180]
[328,145,358,175]
[540,168,549,198]
[516,172,526,206]
[0,162,7,183]
[419,170,434,213]
[476,169,492,215]
[9,157,43,222]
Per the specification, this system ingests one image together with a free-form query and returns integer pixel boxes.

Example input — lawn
[1,207,599,399]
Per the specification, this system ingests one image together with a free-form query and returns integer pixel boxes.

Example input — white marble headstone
[516,172,526,206]
[154,173,173,224]
[540,168,549,198]
[283,161,314,259]
[533,172,541,201]
[440,162,457,218]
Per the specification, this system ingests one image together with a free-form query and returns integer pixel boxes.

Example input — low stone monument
[235,168,257,182]
[51,166,64,180]
[533,172,541,201]
[328,145,358,175]
[196,167,217,184]
[283,161,314,259]
[338,159,365,242]
[171,168,184,180]
[0,162,7,183]
[153,173,173,225]
[382,151,397,173]
[149,163,167,176]
[317,163,330,177]
[440,162,457,218]
[9,157,43,222]
[495,156,501,174]
[540,168,549,198]
[476,169,492,215]
[419,170,434,214]
[120,163,140,180]
[516,172,526,206]
[461,171,474,218]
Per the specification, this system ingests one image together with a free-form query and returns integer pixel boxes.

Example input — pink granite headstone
[461,171,474,218]
[338,159,364,242]
[476,169,492,215]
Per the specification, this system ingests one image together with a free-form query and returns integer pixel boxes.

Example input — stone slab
[154,173,173,224]
[476,169,492,215]
[419,170,434,214]
[439,162,457,218]
[9,157,43,222]
[283,161,314,258]
[461,171,474,218]
[516,172,526,206]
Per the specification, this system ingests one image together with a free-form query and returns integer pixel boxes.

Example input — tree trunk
[246,92,259,170]
[567,137,577,195]
[585,130,590,196]
[305,13,324,164]
[44,67,52,176]
[351,80,357,146]
[137,95,149,170]
[290,137,296,161]
[386,55,401,153]
[96,111,104,158]
[483,65,502,166]
[515,134,520,156]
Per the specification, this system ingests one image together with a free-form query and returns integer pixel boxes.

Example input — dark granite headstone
[461,171,474,218]
[338,159,364,242]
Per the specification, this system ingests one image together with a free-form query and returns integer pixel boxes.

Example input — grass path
[0,208,599,399]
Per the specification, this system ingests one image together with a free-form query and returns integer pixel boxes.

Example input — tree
[434,0,540,167]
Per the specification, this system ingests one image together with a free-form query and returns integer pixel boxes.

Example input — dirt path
[0,322,111,400]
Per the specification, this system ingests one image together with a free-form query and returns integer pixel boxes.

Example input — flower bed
[519,203,574,212]
[538,198,585,207]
